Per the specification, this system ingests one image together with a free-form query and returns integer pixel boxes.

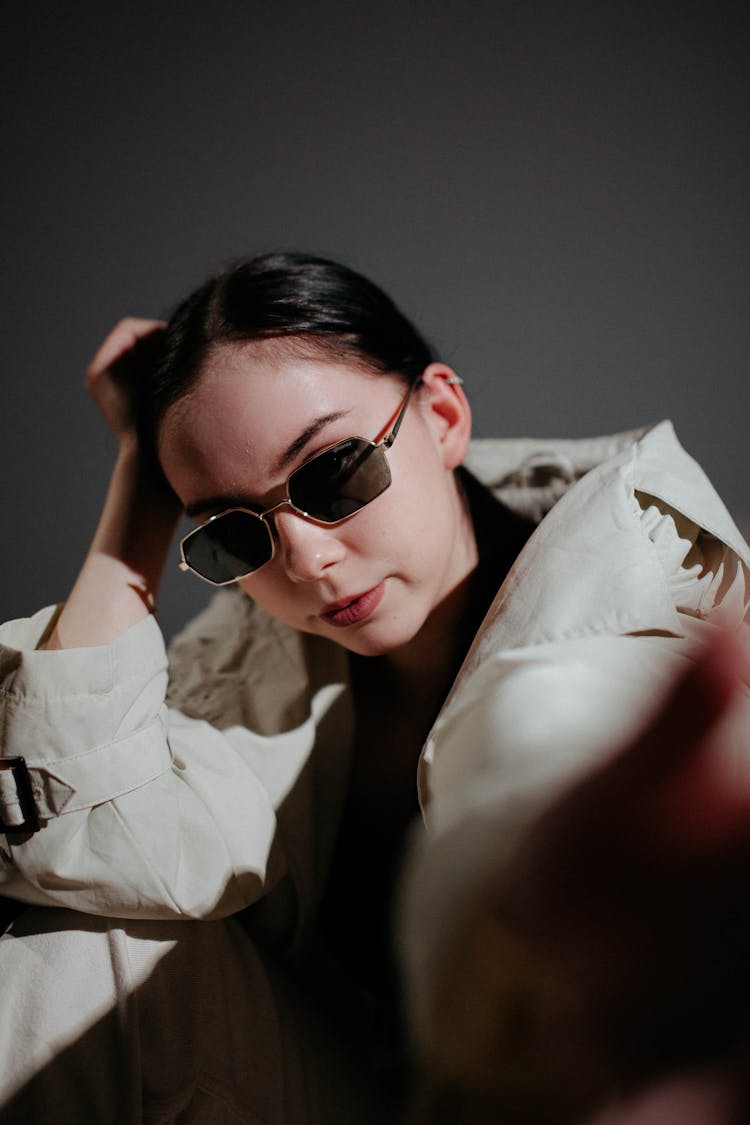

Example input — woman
[0,253,748,1123]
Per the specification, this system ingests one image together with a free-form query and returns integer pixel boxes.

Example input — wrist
[113,439,181,516]
[88,441,181,587]
[116,429,141,458]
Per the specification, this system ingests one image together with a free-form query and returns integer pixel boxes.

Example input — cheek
[380,452,454,543]
[347,473,452,588]
[238,568,289,607]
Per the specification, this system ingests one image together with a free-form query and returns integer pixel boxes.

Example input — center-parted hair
[144,252,436,447]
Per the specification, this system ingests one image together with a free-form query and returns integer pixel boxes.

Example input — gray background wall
[3,1,748,639]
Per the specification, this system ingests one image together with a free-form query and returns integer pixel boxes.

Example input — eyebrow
[272,409,351,474]
[184,409,352,519]
[185,493,260,519]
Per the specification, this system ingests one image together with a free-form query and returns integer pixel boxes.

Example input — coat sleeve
[0,604,316,920]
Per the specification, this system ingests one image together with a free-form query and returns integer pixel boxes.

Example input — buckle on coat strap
[0,757,41,834]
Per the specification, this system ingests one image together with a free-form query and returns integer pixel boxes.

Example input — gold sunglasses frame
[178,375,425,586]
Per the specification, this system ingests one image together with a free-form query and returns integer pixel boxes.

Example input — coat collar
[419,421,750,805]
[462,419,749,656]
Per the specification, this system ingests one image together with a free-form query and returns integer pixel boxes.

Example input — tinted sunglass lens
[183,510,272,584]
[290,439,391,521]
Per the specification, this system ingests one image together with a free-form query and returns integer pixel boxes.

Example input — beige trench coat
[1,421,748,944]
[0,421,749,1122]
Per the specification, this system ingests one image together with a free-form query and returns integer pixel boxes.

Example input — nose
[271,509,346,583]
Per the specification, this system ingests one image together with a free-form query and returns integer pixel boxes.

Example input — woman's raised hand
[41,317,179,649]
[505,630,750,1059]
[85,317,166,445]
[506,630,750,1115]
[418,630,750,1124]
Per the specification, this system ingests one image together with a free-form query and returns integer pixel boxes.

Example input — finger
[86,317,166,383]
[543,628,750,874]
[578,628,745,802]
[518,629,748,880]
[647,634,750,856]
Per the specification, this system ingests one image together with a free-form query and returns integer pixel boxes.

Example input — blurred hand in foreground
[416,629,750,1125]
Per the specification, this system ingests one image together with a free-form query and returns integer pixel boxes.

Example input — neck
[345,473,535,835]
[376,468,536,713]
[383,571,478,704]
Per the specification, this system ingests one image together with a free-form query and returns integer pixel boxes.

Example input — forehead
[157,341,400,500]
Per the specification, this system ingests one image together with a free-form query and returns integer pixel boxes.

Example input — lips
[320,581,386,627]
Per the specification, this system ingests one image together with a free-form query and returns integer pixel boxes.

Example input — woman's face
[158,342,475,658]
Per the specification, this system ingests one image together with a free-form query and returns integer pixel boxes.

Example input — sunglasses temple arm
[383,376,422,448]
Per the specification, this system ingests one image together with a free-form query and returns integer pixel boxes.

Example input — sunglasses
[178,377,421,586]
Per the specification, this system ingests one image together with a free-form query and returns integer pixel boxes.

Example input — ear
[418,363,472,470]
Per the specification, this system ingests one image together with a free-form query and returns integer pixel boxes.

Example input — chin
[327,617,424,659]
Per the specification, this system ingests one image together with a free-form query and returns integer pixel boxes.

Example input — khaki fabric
[0,422,748,1122]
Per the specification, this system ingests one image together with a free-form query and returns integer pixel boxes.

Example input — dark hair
[144,252,436,446]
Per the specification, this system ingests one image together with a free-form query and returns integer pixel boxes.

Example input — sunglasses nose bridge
[271,506,348,584]
[260,497,302,537]
[260,497,319,560]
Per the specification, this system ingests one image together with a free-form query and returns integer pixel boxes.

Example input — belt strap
[0,758,39,832]
[0,719,172,832]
